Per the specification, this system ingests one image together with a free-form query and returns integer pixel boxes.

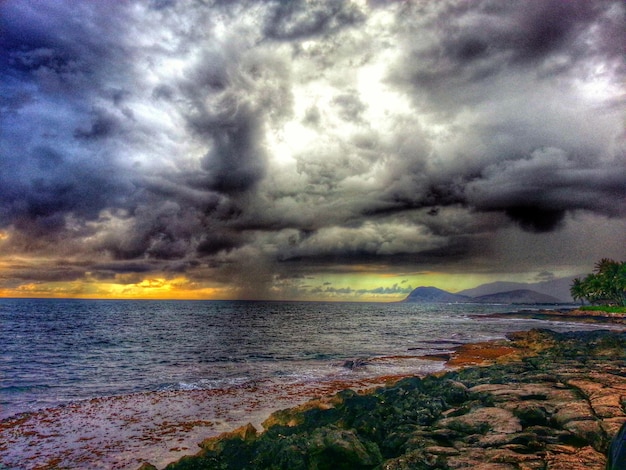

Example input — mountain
[471,289,562,304]
[403,286,470,303]
[458,276,579,302]
[403,286,566,304]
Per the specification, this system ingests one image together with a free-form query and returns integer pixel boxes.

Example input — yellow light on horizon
[0,275,230,301]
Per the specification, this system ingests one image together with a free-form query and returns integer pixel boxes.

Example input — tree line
[570,259,626,306]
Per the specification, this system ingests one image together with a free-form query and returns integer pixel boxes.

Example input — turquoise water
[0,298,601,419]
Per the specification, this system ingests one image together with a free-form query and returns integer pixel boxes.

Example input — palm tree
[570,278,586,305]
[617,263,626,306]
[569,259,626,306]
[594,259,626,306]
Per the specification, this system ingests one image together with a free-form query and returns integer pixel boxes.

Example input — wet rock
[562,419,605,452]
[305,426,382,468]
[424,445,460,456]
[439,407,521,435]
[601,417,626,437]
[510,403,550,427]
[138,464,158,470]
[545,445,606,470]
[342,358,369,370]
[552,401,595,427]
[198,423,257,452]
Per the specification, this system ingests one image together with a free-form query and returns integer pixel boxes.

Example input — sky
[0,0,625,301]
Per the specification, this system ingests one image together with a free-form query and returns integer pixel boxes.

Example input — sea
[0,298,611,421]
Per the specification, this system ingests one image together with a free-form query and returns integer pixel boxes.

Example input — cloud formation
[0,0,624,299]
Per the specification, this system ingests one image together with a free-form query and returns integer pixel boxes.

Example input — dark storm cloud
[94,201,203,261]
[0,262,87,283]
[0,2,133,99]
[198,108,267,193]
[465,148,626,232]
[535,271,556,282]
[391,0,624,112]
[93,262,156,274]
[0,0,624,298]
[73,110,119,141]
[382,0,626,233]
[196,234,241,256]
[179,40,293,195]
[0,1,138,239]
[0,144,132,235]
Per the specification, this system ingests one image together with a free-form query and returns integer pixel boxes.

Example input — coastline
[0,372,417,470]
[157,328,626,470]
[472,307,626,325]
[2,309,625,469]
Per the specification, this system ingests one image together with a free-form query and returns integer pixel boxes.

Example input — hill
[402,286,470,303]
[403,286,565,304]
[458,277,578,302]
[471,289,562,304]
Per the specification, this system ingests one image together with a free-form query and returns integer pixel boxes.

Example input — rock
[552,401,595,426]
[477,433,520,448]
[445,447,524,469]
[424,445,460,456]
[545,445,606,470]
[199,423,257,452]
[545,443,578,454]
[469,383,557,404]
[446,380,469,391]
[342,358,369,370]
[567,378,626,419]
[381,449,448,469]
[439,407,522,435]
[601,417,626,437]
[562,419,605,452]
[510,403,550,427]
[306,426,383,468]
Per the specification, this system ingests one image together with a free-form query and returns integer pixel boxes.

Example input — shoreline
[1,363,449,469]
[2,309,625,469]
[472,307,626,325]
[0,373,415,470]
[159,328,626,470]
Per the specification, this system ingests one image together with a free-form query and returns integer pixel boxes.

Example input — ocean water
[0,298,605,420]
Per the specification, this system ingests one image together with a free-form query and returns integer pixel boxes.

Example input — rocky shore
[148,328,626,470]
[473,308,626,325]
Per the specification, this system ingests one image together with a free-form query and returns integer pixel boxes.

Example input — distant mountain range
[457,276,578,302]
[403,282,572,305]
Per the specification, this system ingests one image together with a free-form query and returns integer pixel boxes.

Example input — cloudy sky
[0,0,624,301]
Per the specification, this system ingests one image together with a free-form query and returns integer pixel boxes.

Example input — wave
[0,384,53,394]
